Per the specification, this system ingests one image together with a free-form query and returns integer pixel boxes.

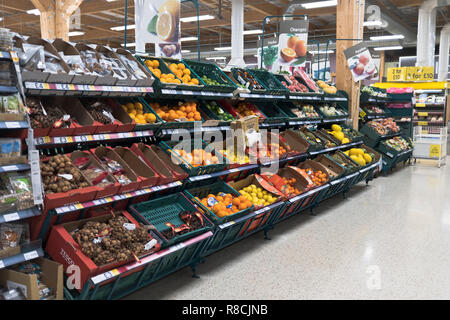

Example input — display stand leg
[310,206,316,216]
[190,262,200,279]
[263,225,273,240]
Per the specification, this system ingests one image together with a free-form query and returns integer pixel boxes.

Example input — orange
[183,68,191,76]
[191,78,199,85]
[238,203,247,211]
[177,63,185,70]
[232,198,240,206]
[152,60,159,68]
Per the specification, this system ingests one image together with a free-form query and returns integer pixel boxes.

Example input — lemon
[263,195,268,200]
[341,138,350,144]
[334,131,345,141]
[156,12,175,41]
[331,124,342,132]
[355,148,365,156]
[343,150,350,156]
[363,153,372,163]
[350,155,359,163]
[349,148,359,156]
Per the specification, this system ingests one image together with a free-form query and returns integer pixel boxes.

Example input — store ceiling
[0,0,447,61]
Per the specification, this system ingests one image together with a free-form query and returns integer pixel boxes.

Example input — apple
[353,63,365,75]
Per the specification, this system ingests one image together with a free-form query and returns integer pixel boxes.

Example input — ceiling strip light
[370,34,404,41]
[110,24,136,31]
[180,15,214,23]
[363,20,382,27]
[214,46,232,51]
[68,31,85,37]
[373,46,403,51]
[302,0,337,9]
[180,37,198,42]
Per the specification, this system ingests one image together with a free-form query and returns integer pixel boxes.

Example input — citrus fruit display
[298,168,327,186]
[234,101,265,119]
[150,101,201,122]
[220,149,250,165]
[279,177,302,196]
[171,148,220,167]
[316,80,337,94]
[238,184,277,207]
[167,62,199,85]
[254,142,289,160]
[196,192,252,218]
[122,102,157,124]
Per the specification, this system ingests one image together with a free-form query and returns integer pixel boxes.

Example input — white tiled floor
[124,162,450,300]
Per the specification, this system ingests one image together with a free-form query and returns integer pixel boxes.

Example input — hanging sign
[387,67,406,81]
[272,20,309,73]
[405,66,434,81]
[135,0,181,58]
[257,37,279,71]
[344,42,377,82]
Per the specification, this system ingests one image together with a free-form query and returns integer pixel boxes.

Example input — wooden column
[378,51,385,81]
[31,0,83,41]
[336,0,365,130]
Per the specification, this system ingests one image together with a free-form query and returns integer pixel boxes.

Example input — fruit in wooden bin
[197,192,252,218]
[151,101,201,122]
[280,177,302,196]
[123,102,156,124]
[299,168,327,186]
[257,143,288,159]
[172,148,219,167]
[238,184,277,207]
[220,149,250,164]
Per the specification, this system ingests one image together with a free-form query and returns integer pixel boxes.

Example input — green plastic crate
[139,97,202,130]
[183,59,237,93]
[159,140,227,176]
[129,192,213,248]
[200,100,236,125]
[246,69,289,95]
[118,98,162,132]
[231,67,268,93]
[316,105,349,120]
[160,57,206,91]
[185,180,254,224]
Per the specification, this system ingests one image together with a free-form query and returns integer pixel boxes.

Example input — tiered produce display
[0,36,385,300]
[359,86,414,175]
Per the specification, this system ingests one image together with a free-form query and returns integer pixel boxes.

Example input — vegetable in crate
[238,184,276,207]
[364,105,384,114]
[331,152,359,171]
[122,101,156,124]
[41,155,90,194]
[83,100,114,125]
[204,101,234,121]
[153,101,201,122]
[343,148,373,166]
[327,124,350,144]
[200,75,223,86]
[70,214,157,266]
[382,136,411,152]
[235,101,263,118]
[279,74,308,93]
[319,104,346,117]
[197,192,251,218]
[162,211,206,240]
[73,156,114,188]
[294,69,320,93]
[27,97,74,129]
[291,103,319,118]
[234,69,264,90]
[98,157,131,185]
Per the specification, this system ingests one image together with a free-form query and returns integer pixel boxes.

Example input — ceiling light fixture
[181,49,191,53]
[309,50,334,54]
[68,31,85,37]
[214,46,232,51]
[180,15,214,23]
[26,9,40,15]
[243,29,263,35]
[121,43,136,47]
[180,37,198,42]
[206,56,226,60]
[110,24,136,31]
[363,20,382,27]
[370,34,404,41]
[373,46,403,51]
[301,0,337,9]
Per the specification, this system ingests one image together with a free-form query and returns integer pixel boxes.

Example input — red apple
[359,54,369,65]
[354,63,365,75]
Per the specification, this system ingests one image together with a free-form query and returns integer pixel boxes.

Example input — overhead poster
[272,20,309,72]
[135,0,181,58]
[344,42,377,82]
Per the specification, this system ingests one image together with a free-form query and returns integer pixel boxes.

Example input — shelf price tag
[417,121,428,126]
[24,251,39,261]
[3,212,20,222]
[417,112,428,117]
[415,103,426,107]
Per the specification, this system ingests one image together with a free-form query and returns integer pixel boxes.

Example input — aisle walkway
[125,163,450,300]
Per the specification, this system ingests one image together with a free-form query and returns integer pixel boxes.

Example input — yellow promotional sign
[387,67,406,81]
[405,66,434,81]
[429,144,441,158]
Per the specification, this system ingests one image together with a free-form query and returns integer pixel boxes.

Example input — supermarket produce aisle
[124,163,450,300]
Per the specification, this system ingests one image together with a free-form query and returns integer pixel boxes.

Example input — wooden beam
[56,0,84,40]
[336,0,365,130]
[31,0,55,39]
[245,2,281,16]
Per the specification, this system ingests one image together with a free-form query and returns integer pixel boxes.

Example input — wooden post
[31,0,83,41]
[336,0,365,130]
[379,51,385,81]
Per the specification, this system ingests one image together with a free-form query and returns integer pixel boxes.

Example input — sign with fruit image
[272,20,309,72]
[135,0,181,58]
[344,42,378,82]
